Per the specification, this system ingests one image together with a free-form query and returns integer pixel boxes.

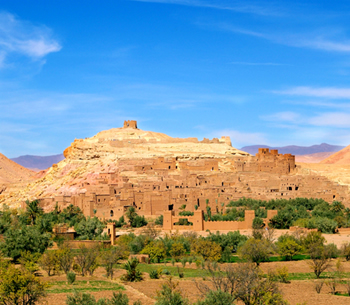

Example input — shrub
[162,269,171,275]
[325,243,339,258]
[341,242,350,260]
[267,267,290,283]
[307,217,338,233]
[178,211,194,216]
[67,272,76,285]
[307,244,332,278]
[149,270,159,279]
[252,217,265,229]
[155,215,163,226]
[180,257,187,268]
[314,280,324,294]
[155,277,189,305]
[196,290,235,305]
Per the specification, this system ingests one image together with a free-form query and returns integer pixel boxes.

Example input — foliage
[196,262,288,305]
[0,261,47,305]
[66,291,131,305]
[307,243,332,278]
[75,244,100,276]
[252,217,265,229]
[101,246,124,280]
[204,231,248,253]
[141,242,166,263]
[0,222,52,261]
[149,269,160,279]
[39,251,60,276]
[155,215,163,226]
[25,200,43,225]
[121,258,143,282]
[238,238,274,266]
[57,243,74,274]
[67,271,76,284]
[277,238,303,260]
[178,211,194,216]
[191,239,222,261]
[18,250,41,275]
[155,277,189,305]
[306,217,338,233]
[169,242,186,261]
[341,242,350,260]
[267,267,290,283]
[126,207,147,228]
[196,290,235,305]
[74,217,105,240]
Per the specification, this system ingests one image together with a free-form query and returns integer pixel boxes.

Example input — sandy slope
[0,153,35,184]
[321,144,350,164]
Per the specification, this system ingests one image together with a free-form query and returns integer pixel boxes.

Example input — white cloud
[0,12,61,66]
[213,129,268,147]
[309,112,350,128]
[130,0,282,16]
[261,111,300,123]
[274,86,350,99]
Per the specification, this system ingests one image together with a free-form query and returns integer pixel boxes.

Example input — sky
[2,0,350,157]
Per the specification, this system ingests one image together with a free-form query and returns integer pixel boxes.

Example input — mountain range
[240,143,345,156]
[10,154,65,170]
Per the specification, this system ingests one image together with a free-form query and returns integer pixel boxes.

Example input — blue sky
[2,0,350,157]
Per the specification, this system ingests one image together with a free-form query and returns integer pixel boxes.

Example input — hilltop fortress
[15,120,347,222]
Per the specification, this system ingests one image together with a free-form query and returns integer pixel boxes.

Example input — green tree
[75,244,100,276]
[121,258,143,282]
[25,200,43,225]
[141,242,166,263]
[169,242,186,261]
[0,261,47,305]
[191,239,221,261]
[277,238,303,260]
[101,246,124,279]
[0,223,52,261]
[238,238,274,266]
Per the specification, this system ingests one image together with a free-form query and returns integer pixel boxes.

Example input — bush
[149,270,159,279]
[196,290,235,305]
[252,217,265,229]
[325,243,339,258]
[155,277,189,305]
[341,242,350,260]
[155,215,163,226]
[307,217,338,233]
[67,272,76,285]
[169,242,186,261]
[267,267,290,283]
[178,211,194,216]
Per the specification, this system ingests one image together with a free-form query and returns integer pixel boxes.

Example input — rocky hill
[0,153,34,185]
[321,144,350,164]
[295,152,335,163]
[0,124,249,207]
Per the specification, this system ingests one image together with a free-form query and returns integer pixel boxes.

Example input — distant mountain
[321,144,350,164]
[11,154,65,170]
[240,143,345,156]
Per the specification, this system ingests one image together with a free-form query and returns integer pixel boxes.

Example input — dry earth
[295,152,334,163]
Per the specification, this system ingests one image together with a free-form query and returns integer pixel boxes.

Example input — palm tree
[26,200,43,225]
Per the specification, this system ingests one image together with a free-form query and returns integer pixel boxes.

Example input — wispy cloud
[0,11,61,67]
[214,22,350,53]
[261,111,300,123]
[230,61,285,66]
[309,112,350,128]
[274,86,350,99]
[213,129,268,147]
[130,0,283,16]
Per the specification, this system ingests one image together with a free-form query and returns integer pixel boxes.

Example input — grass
[46,280,125,294]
